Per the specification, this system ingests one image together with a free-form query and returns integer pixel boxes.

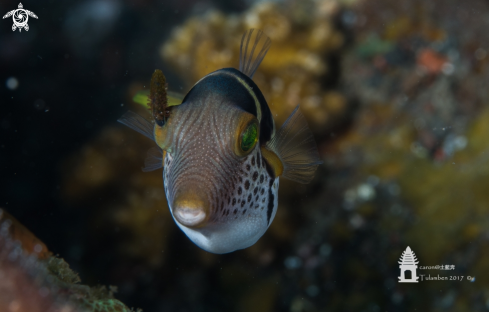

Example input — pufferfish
[119,29,321,254]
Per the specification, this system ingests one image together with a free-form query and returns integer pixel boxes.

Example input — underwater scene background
[1,0,489,311]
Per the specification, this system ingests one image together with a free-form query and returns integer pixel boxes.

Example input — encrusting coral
[161,0,347,134]
[0,208,138,312]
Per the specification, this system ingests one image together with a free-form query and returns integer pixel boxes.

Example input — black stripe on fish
[266,177,274,225]
[181,68,274,143]
[262,155,276,181]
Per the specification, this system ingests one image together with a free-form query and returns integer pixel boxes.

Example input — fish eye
[238,120,258,155]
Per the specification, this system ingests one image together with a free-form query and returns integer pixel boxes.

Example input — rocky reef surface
[0,209,137,312]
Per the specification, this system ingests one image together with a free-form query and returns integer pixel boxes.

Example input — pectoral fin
[264,105,322,184]
[142,147,165,172]
[118,112,168,172]
[117,111,154,140]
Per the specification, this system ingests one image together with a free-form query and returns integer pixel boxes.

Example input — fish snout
[172,190,210,228]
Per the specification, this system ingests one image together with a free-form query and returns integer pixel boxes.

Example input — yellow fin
[261,146,283,177]
[168,91,184,107]
[132,90,150,108]
[132,90,183,109]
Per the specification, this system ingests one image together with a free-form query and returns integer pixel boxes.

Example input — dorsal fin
[239,29,271,78]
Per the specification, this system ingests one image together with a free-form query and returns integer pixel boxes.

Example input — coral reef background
[1,0,489,311]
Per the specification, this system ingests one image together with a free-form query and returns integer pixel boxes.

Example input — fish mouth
[172,191,210,228]
[174,208,206,227]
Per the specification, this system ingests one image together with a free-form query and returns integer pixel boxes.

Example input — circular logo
[13,10,28,27]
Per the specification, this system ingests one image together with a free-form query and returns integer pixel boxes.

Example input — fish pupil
[241,122,258,152]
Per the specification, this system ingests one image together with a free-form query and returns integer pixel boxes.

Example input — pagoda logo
[398,246,419,283]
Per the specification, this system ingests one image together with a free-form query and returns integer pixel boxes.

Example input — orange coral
[0,209,51,259]
[0,209,138,312]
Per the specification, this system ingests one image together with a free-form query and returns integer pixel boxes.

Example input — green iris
[240,122,258,152]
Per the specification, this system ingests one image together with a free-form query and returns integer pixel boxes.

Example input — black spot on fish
[257,155,261,168]
[246,164,251,171]
[255,195,259,201]
[238,198,241,203]
[262,197,266,203]
[238,187,242,195]
[250,201,254,207]
[220,202,224,211]
[247,194,252,202]
[253,187,258,195]
[233,209,237,214]
[267,189,274,225]
[260,174,264,183]
[239,176,243,183]
[228,197,231,205]
[232,198,236,206]
[251,156,255,166]
[252,172,259,181]
[226,210,230,216]
[245,180,250,190]
[268,178,274,189]
[242,209,247,215]
[255,204,259,209]
[260,188,264,195]
[241,201,245,207]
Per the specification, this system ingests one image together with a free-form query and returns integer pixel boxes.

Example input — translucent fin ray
[142,147,164,172]
[266,105,322,184]
[117,111,154,141]
[239,29,271,78]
